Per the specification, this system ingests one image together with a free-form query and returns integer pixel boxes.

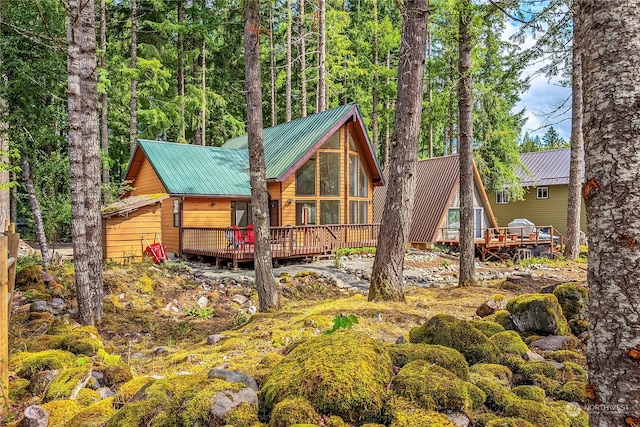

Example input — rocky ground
[5,249,589,426]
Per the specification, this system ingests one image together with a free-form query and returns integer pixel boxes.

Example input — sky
[504,20,573,142]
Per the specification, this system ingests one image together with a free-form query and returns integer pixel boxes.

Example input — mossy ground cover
[6,256,589,426]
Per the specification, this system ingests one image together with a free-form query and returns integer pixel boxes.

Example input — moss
[550,401,589,427]
[361,424,385,427]
[490,331,529,356]
[524,335,544,345]
[491,310,515,330]
[485,418,536,427]
[390,408,456,427]
[103,363,133,387]
[41,400,82,426]
[261,331,393,422]
[530,374,562,396]
[470,375,518,411]
[15,265,43,289]
[76,387,101,407]
[476,413,499,427]
[12,349,77,378]
[327,415,347,427]
[67,397,117,427]
[506,294,569,335]
[512,385,546,402]
[518,361,558,382]
[44,365,92,402]
[501,354,526,373]
[546,350,585,364]
[114,376,151,403]
[24,289,52,301]
[552,283,588,321]
[269,397,321,427]
[470,320,506,337]
[469,363,513,387]
[562,362,587,383]
[559,381,587,403]
[465,382,487,409]
[392,360,474,412]
[504,399,570,427]
[568,319,589,336]
[225,402,261,427]
[409,314,502,365]
[9,377,31,400]
[47,317,74,335]
[386,343,469,379]
[95,349,122,366]
[253,352,285,387]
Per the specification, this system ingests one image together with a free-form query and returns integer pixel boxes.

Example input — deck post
[7,224,18,324]
[1,233,9,412]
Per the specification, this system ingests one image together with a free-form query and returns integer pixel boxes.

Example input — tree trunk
[316,0,326,112]
[285,0,292,122]
[0,73,8,225]
[371,0,379,160]
[201,41,206,145]
[21,158,50,268]
[129,0,137,156]
[369,0,429,302]
[269,7,277,127]
[244,0,279,311]
[427,20,433,158]
[298,0,307,117]
[564,9,584,260]
[580,1,640,425]
[458,0,475,287]
[384,51,391,169]
[67,0,104,325]
[178,0,186,142]
[100,0,110,202]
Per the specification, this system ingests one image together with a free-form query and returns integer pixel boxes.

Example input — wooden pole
[8,224,19,324]
[1,233,9,413]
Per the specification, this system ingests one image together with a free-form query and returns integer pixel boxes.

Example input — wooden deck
[181,224,380,267]
[435,225,564,261]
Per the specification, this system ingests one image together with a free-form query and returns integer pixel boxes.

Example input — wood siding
[183,199,233,228]
[162,197,180,254]
[103,204,162,262]
[488,185,587,237]
[131,158,166,195]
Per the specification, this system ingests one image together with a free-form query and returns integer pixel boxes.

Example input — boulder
[553,283,588,335]
[524,351,545,362]
[44,366,93,402]
[447,412,471,427]
[268,397,321,427]
[386,343,469,379]
[208,369,258,391]
[476,294,508,317]
[29,370,60,396]
[506,294,569,335]
[529,335,573,352]
[207,334,225,345]
[23,405,49,427]
[210,387,259,422]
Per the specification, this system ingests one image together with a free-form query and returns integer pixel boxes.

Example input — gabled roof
[125,104,383,196]
[517,148,573,186]
[102,193,169,218]
[373,155,496,243]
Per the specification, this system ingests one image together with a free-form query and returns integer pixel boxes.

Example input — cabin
[373,155,498,247]
[103,104,384,265]
[487,148,587,238]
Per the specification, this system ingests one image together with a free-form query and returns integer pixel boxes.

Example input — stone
[30,300,52,313]
[41,272,56,283]
[207,334,225,345]
[208,369,259,391]
[476,295,508,317]
[196,296,209,309]
[524,351,545,362]
[129,352,144,360]
[231,294,249,305]
[395,335,407,344]
[447,412,471,427]
[529,336,573,352]
[209,387,259,422]
[153,347,168,356]
[97,387,116,399]
[247,305,257,315]
[29,370,60,396]
[544,360,565,370]
[507,294,569,335]
[23,405,48,427]
[50,298,65,309]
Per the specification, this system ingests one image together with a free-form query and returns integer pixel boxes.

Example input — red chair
[244,224,255,247]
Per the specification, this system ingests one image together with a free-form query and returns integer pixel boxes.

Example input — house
[103,103,384,264]
[373,155,498,248]
[487,148,586,237]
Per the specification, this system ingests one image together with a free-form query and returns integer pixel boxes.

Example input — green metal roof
[223,103,357,179]
[137,139,251,196]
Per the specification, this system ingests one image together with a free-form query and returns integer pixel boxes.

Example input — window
[296,156,316,196]
[231,201,252,226]
[359,161,368,197]
[349,134,357,151]
[349,201,369,224]
[319,152,340,196]
[320,200,340,224]
[537,187,549,199]
[173,200,180,227]
[447,208,460,230]
[349,155,368,197]
[359,201,368,224]
[295,201,316,225]
[496,190,509,204]
[324,132,340,149]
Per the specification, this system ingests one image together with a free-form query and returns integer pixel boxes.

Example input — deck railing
[181,223,380,261]
[435,224,565,253]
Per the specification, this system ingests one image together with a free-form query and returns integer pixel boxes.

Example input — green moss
[504,399,570,427]
[469,363,512,387]
[392,360,474,412]
[524,335,544,345]
[491,310,515,330]
[550,401,589,427]
[568,319,589,335]
[269,397,321,427]
[361,424,385,427]
[41,400,82,426]
[44,365,92,402]
[518,362,558,382]
[67,397,117,427]
[47,317,74,335]
[326,416,346,427]
[501,354,526,373]
[470,320,506,337]
[512,385,546,402]
[390,409,456,427]
[15,265,43,289]
[506,294,569,335]
[562,362,587,383]
[9,377,31,400]
[490,331,529,356]
[470,375,518,411]
[261,332,393,422]
[76,388,101,407]
[103,363,133,387]
[476,413,499,427]
[225,402,261,427]
[546,350,585,364]
[485,418,536,427]
[409,314,502,365]
[552,283,588,321]
[24,289,52,301]
[559,381,587,403]
[465,382,487,409]
[253,352,285,387]
[530,374,562,396]
[12,349,77,378]
[386,343,469,379]
[114,376,151,403]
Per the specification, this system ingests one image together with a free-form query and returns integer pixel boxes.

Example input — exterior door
[474,207,484,239]
[269,200,279,227]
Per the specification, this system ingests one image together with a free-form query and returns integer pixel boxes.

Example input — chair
[244,224,255,249]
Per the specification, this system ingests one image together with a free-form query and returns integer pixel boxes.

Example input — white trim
[496,190,510,204]
[536,186,549,199]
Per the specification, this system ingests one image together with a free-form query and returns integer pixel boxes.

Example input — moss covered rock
[11,349,77,378]
[16,265,43,289]
[326,416,347,427]
[44,365,92,402]
[114,376,151,403]
[491,310,516,330]
[485,418,536,427]
[490,331,529,356]
[552,283,588,322]
[102,363,133,387]
[504,399,570,427]
[512,385,546,402]
[501,354,526,373]
[506,294,569,335]
[476,413,499,427]
[41,400,81,426]
[470,363,512,387]
[568,319,589,336]
[253,352,285,387]
[470,375,518,411]
[269,397,321,427]
[546,350,585,364]
[392,360,478,412]
[67,397,117,427]
[9,377,31,400]
[559,381,587,404]
[260,332,392,422]
[409,314,502,365]
[561,362,587,383]
[530,374,562,396]
[76,388,100,407]
[550,401,589,427]
[518,361,558,382]
[386,343,469,379]
[470,320,506,337]
[387,398,457,427]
